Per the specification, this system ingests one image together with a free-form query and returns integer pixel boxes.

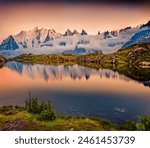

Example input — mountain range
[0,20,150,56]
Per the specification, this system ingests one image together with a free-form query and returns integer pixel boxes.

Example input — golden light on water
[0,67,150,97]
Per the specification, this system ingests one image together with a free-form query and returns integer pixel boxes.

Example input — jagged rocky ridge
[0,20,150,56]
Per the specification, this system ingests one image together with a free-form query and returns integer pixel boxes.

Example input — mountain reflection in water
[5,61,133,82]
[0,61,149,123]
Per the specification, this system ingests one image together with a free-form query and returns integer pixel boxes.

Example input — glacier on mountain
[122,27,150,48]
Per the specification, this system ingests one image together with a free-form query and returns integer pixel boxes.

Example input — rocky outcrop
[140,20,150,29]
[64,29,73,36]
[1,119,24,131]
[0,35,19,50]
[119,26,132,33]
[0,118,39,131]
[81,29,88,35]
[140,61,150,66]
[127,43,150,59]
[72,30,80,35]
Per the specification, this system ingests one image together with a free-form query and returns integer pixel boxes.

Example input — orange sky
[0,3,150,42]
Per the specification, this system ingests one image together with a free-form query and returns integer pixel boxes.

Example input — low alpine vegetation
[25,94,56,121]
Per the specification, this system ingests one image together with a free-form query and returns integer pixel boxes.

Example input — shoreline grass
[0,98,150,131]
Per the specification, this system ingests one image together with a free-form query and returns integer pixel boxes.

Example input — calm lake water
[0,61,150,123]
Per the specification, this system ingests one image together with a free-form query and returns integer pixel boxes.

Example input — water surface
[0,61,150,123]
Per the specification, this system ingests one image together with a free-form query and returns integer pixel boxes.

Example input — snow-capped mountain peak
[0,35,19,50]
[140,20,150,29]
[72,30,80,35]
[64,29,72,36]
[13,27,62,48]
[81,29,88,35]
[0,20,150,56]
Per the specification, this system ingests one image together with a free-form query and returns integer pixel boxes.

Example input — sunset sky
[0,2,150,43]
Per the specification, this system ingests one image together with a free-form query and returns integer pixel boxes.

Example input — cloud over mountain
[0,20,150,57]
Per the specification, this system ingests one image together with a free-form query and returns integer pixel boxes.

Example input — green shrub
[136,115,150,131]
[38,101,56,121]
[123,120,137,131]
[123,115,150,131]
[25,97,43,114]
[25,96,56,121]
